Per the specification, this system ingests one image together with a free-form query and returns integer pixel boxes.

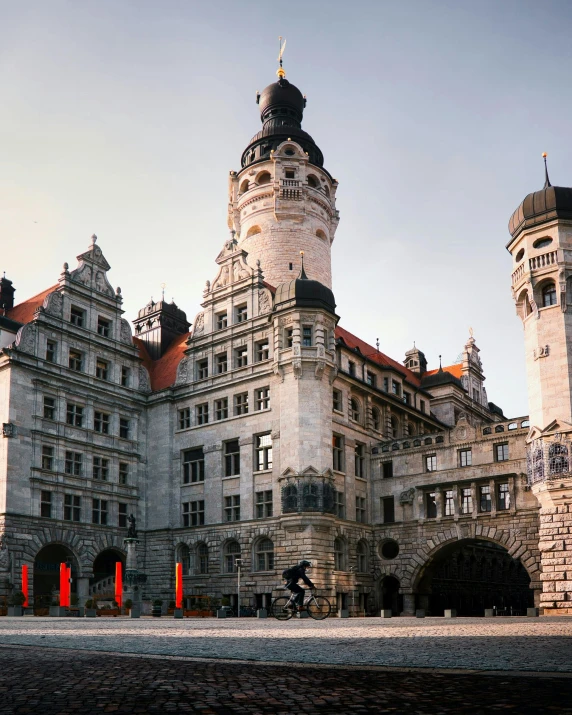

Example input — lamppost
[235,558,242,617]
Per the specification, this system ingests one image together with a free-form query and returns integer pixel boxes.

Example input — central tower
[227,63,339,289]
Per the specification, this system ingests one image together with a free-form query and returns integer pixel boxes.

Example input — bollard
[444,609,457,618]
[527,607,539,617]
[380,610,392,618]
[256,608,267,618]
[216,608,227,618]
[415,609,425,618]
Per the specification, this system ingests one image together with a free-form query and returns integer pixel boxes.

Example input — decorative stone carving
[258,290,271,315]
[194,312,205,336]
[43,291,63,317]
[293,358,302,379]
[533,345,550,360]
[314,360,325,380]
[273,361,284,382]
[0,535,10,571]
[73,264,92,286]
[120,319,132,345]
[175,357,189,386]
[138,366,151,393]
[399,488,415,505]
[14,323,37,355]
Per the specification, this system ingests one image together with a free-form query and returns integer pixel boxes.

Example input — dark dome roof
[259,78,305,120]
[421,369,464,391]
[274,272,336,315]
[509,185,572,238]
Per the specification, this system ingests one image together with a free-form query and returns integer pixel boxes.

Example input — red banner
[59,563,67,608]
[176,562,183,610]
[22,565,28,608]
[115,562,122,609]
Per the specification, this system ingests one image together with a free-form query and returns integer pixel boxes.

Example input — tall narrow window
[285,327,293,348]
[121,366,130,387]
[498,482,510,510]
[480,485,491,512]
[366,371,376,387]
[94,411,110,434]
[224,439,240,476]
[183,448,205,484]
[178,408,191,430]
[118,502,128,528]
[236,305,248,323]
[255,538,274,571]
[334,490,345,518]
[65,451,82,476]
[40,490,52,518]
[392,380,401,396]
[224,495,240,521]
[355,442,365,478]
[196,403,209,425]
[43,396,56,420]
[255,433,272,471]
[66,403,84,427]
[372,407,381,431]
[461,488,473,514]
[256,341,269,361]
[459,449,472,467]
[119,418,130,439]
[46,340,57,363]
[92,498,108,525]
[234,392,249,416]
[215,398,228,420]
[216,353,228,373]
[356,496,366,523]
[216,312,228,330]
[256,490,273,518]
[348,361,356,377]
[41,445,54,471]
[119,462,129,485]
[302,326,312,346]
[255,387,270,410]
[92,456,109,481]
[97,317,111,337]
[495,443,509,462]
[333,389,342,412]
[425,454,437,472]
[444,490,454,516]
[350,398,361,422]
[332,435,344,472]
[68,350,83,372]
[382,461,393,479]
[70,306,85,327]
[334,538,346,570]
[235,346,248,368]
[224,541,241,572]
[64,494,81,522]
[426,492,437,518]
[383,496,395,523]
[96,359,109,380]
[197,543,209,574]
[197,359,208,380]
[357,540,368,571]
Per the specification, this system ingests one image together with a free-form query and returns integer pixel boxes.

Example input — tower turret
[228,61,339,289]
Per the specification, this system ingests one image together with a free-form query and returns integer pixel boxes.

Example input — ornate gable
[68,235,115,297]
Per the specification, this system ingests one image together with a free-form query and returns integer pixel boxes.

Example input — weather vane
[277,36,287,78]
[160,282,166,301]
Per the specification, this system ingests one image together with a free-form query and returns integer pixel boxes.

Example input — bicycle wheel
[271,596,293,620]
[307,596,331,620]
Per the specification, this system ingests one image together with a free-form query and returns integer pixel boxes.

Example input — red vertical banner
[22,565,28,608]
[59,563,67,607]
[176,562,183,610]
[115,562,122,609]
[67,564,72,608]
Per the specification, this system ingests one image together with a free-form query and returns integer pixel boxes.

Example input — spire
[543,152,551,189]
[438,354,443,373]
[298,250,308,280]
[277,36,287,78]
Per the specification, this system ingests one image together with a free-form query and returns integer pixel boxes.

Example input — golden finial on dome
[277,36,287,78]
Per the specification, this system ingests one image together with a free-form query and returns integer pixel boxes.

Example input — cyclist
[282,559,315,611]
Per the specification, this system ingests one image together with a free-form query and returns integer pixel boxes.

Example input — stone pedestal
[401,593,415,616]
[77,577,90,607]
[174,609,184,619]
[123,538,141,607]
[444,609,457,618]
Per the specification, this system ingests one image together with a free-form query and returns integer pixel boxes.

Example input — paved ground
[1,615,572,672]
[0,644,571,714]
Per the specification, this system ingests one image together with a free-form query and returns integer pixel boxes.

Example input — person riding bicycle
[282,559,315,611]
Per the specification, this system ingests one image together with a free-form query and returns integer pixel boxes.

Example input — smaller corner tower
[133,297,190,360]
[227,52,339,290]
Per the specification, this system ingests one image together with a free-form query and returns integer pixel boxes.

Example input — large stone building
[1,64,571,616]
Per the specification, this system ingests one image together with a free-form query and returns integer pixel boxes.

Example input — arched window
[301,482,319,510]
[316,229,327,241]
[334,537,346,571]
[517,289,533,319]
[390,416,399,439]
[255,538,275,571]
[257,171,271,185]
[239,179,249,195]
[407,422,416,436]
[372,407,381,432]
[356,541,368,573]
[542,282,557,307]
[246,225,261,238]
[196,543,208,574]
[350,398,361,422]
[177,543,191,575]
[224,541,241,573]
[307,174,319,188]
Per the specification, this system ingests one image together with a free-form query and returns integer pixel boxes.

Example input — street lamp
[235,558,242,617]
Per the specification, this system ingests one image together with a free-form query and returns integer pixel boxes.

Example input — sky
[2,0,571,418]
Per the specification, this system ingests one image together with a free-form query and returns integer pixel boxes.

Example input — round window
[515,248,525,262]
[533,237,553,250]
[380,540,399,560]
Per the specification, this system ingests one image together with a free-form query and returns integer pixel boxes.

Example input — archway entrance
[380,576,402,615]
[33,544,78,608]
[416,539,533,616]
[90,549,125,601]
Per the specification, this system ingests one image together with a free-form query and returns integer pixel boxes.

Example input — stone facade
[1,69,567,616]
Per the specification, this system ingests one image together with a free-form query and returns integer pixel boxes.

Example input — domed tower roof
[274,255,336,315]
[508,155,572,238]
[241,61,325,171]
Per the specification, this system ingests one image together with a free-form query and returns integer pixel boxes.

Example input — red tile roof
[335,326,421,387]
[423,363,463,380]
[133,333,189,391]
[6,286,58,325]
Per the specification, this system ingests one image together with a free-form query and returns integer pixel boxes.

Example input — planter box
[7,606,23,616]
[97,609,120,617]
[85,609,97,618]
[174,609,184,619]
[444,609,457,618]
[380,610,392,618]
[49,606,67,617]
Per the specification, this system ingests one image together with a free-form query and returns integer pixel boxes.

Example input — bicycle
[270,589,332,620]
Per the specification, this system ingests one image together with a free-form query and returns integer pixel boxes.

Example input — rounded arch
[90,548,126,601]
[175,542,191,575]
[238,179,250,195]
[316,228,328,242]
[222,539,241,573]
[195,541,209,575]
[307,173,319,188]
[253,536,275,572]
[33,543,80,607]
[390,415,400,439]
[516,288,533,319]
[333,536,347,571]
[246,225,261,238]
[371,406,382,432]
[541,280,557,307]
[256,170,272,185]
[356,539,369,573]
[350,396,362,423]
[380,575,402,615]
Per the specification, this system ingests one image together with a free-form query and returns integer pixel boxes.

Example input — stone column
[124,538,140,604]
[77,577,90,607]
[471,481,478,517]
[490,478,498,514]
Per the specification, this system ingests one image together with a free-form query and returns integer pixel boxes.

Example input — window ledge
[253,469,272,476]
[222,475,240,481]
[355,476,367,483]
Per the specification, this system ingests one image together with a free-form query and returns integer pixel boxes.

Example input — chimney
[0,275,15,312]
